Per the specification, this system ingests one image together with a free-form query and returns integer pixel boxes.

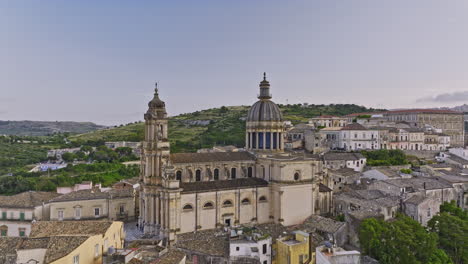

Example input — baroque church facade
[139,74,333,243]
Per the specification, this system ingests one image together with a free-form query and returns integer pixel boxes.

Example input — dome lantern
[245,73,285,152]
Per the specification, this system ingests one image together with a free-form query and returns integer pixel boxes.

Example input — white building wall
[230,237,272,264]
[339,130,380,151]
[16,248,47,264]
[449,148,468,161]
[0,221,32,237]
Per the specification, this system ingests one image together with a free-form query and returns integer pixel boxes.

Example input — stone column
[145,193,152,233]
[279,133,282,150]
[249,132,253,149]
[276,132,280,150]
[263,131,266,150]
[155,193,160,234]
[270,132,273,150]
[162,194,166,231]
[256,132,259,149]
[163,124,168,139]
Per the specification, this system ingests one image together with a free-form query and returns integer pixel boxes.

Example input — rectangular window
[266,132,271,149]
[119,205,125,214]
[273,132,278,149]
[1,212,6,220]
[94,208,100,217]
[258,132,264,149]
[262,244,267,254]
[20,212,25,221]
[252,132,257,148]
[58,210,64,221]
[104,239,109,251]
[75,208,81,219]
[0,229,6,237]
[73,255,79,264]
[18,228,25,237]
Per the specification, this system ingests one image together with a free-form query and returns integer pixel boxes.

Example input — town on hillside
[0,77,467,264]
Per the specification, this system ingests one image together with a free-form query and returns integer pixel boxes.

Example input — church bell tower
[139,83,181,243]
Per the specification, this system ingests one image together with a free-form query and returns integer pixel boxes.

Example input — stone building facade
[384,109,464,147]
[48,189,135,222]
[138,76,332,244]
[0,191,60,237]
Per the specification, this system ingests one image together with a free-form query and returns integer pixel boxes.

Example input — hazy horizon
[3,1,468,125]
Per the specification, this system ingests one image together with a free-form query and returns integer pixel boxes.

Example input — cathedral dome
[247,100,283,122]
[246,73,283,122]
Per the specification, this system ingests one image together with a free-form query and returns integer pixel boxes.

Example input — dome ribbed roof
[247,100,283,122]
[148,83,165,108]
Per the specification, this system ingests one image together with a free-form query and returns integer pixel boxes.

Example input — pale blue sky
[1,1,468,125]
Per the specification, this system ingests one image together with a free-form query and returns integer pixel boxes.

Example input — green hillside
[69,104,384,153]
[0,120,105,136]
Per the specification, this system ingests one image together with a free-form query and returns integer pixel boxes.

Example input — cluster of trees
[428,202,468,264]
[279,103,385,118]
[360,202,468,264]
[60,145,138,163]
[0,163,139,195]
[361,149,408,166]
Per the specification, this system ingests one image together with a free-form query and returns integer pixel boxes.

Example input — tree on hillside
[80,145,93,153]
[61,152,76,162]
[115,147,133,156]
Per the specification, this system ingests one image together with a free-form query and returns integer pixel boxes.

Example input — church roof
[180,178,268,193]
[171,151,255,164]
[246,100,283,122]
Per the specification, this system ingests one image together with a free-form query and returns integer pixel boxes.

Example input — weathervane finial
[263,72,266,81]
[154,82,158,95]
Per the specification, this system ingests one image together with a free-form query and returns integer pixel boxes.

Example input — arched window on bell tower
[195,169,201,181]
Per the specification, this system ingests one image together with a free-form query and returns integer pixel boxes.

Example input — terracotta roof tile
[176,229,228,256]
[324,152,365,161]
[29,221,116,238]
[341,123,367,131]
[49,188,133,203]
[154,249,186,264]
[0,191,62,209]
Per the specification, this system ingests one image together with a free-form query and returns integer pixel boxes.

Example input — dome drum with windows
[246,73,285,152]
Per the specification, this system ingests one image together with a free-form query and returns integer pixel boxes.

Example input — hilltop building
[138,75,333,244]
[383,109,464,147]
